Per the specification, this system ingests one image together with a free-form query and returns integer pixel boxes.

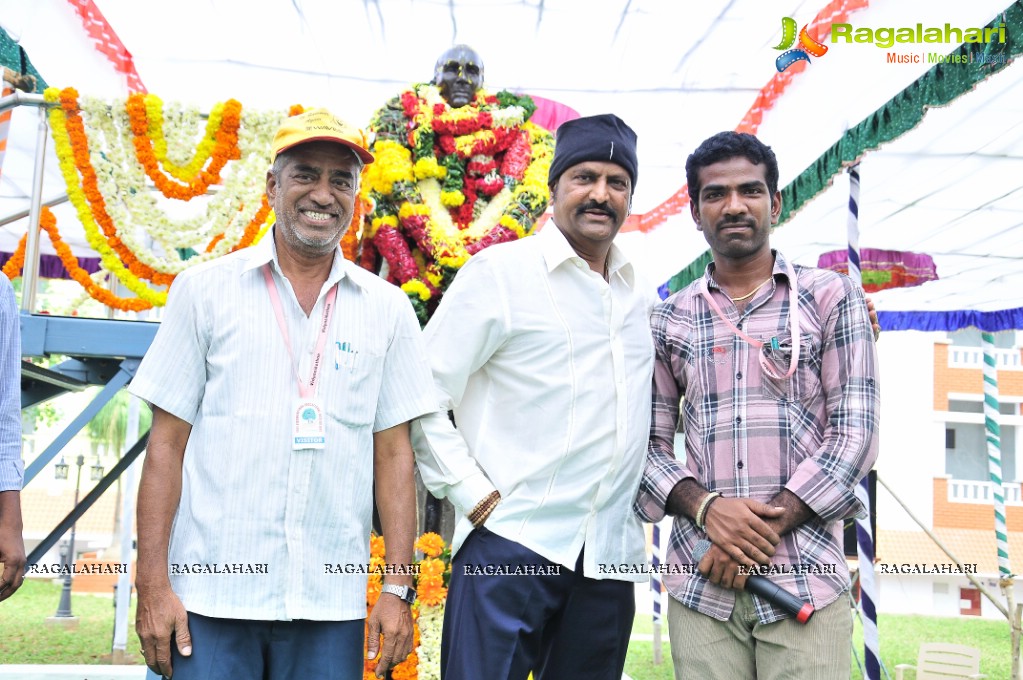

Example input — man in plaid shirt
[636,131,879,679]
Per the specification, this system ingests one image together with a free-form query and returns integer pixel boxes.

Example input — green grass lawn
[1,580,1016,679]
[0,579,144,665]
[624,608,1014,680]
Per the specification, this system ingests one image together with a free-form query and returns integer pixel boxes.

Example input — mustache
[716,216,755,230]
[576,201,618,222]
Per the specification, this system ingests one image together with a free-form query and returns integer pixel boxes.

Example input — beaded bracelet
[469,490,501,527]
[694,491,721,531]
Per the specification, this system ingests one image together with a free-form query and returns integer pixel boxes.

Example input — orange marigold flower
[414,532,446,558]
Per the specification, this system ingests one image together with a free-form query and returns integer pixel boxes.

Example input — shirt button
[736,371,743,380]
[735,416,742,425]
[737,461,744,470]
[737,321,743,330]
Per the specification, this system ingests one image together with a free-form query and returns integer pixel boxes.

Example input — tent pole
[20,104,49,313]
[0,91,46,115]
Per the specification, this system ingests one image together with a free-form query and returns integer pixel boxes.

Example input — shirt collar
[239,225,367,292]
[704,249,790,291]
[540,221,636,288]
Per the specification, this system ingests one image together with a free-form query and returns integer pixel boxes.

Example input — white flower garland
[79,97,281,274]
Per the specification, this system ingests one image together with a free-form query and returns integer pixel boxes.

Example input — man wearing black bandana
[412,114,654,679]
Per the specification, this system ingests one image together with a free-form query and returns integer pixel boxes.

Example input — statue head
[433,44,485,108]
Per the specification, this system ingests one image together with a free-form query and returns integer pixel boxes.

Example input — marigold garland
[1,236,26,280]
[145,94,223,183]
[46,87,171,304]
[126,92,242,200]
[3,207,154,311]
[362,84,554,324]
[38,87,282,308]
[363,532,450,680]
[81,94,275,264]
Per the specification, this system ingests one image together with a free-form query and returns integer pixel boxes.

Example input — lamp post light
[90,457,105,481]
[54,456,69,480]
[51,453,85,624]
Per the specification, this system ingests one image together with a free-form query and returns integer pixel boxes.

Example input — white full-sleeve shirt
[411,224,655,581]
[129,233,435,621]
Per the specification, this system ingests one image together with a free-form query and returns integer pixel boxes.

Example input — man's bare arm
[367,422,417,677]
[136,406,192,678]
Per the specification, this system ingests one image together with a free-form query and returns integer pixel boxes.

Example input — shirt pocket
[759,333,821,404]
[329,342,385,427]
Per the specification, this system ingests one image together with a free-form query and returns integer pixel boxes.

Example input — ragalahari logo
[774,17,829,72]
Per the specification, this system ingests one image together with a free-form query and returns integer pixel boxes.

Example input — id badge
[293,397,326,450]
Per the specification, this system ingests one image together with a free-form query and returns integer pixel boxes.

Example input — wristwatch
[381,583,417,605]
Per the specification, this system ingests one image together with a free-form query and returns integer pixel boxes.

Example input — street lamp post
[53,453,85,621]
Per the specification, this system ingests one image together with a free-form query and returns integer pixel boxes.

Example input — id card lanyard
[700,260,801,381]
[263,264,338,449]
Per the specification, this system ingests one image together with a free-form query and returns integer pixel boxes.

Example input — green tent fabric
[664,0,1022,296]
[0,27,47,92]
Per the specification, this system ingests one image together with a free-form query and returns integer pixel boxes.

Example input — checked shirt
[635,251,879,623]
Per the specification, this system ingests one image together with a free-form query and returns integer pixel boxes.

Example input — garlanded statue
[360,45,555,323]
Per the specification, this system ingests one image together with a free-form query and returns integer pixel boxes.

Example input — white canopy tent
[0,0,1019,321]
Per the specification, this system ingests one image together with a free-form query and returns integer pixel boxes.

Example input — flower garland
[46,87,171,304]
[363,532,450,680]
[362,84,554,323]
[24,92,362,311]
[40,87,283,308]
[145,95,222,182]
[3,207,154,311]
[126,92,242,200]
[81,94,275,263]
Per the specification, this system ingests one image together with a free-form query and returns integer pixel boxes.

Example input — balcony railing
[948,479,1023,505]
[948,347,1022,370]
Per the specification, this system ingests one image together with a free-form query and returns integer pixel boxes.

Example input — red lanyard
[263,264,338,399]
[700,260,801,381]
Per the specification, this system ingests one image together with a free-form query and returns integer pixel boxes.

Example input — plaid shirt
[636,251,879,623]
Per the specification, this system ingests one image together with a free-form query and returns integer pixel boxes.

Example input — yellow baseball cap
[270,108,374,164]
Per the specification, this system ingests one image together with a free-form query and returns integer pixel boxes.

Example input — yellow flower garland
[45,88,169,306]
[146,94,223,182]
[40,87,281,309]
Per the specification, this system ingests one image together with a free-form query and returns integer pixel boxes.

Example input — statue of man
[359,45,555,323]
[433,44,484,108]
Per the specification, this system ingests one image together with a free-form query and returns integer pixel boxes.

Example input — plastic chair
[894,643,986,679]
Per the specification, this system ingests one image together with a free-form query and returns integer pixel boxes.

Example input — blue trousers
[441,527,635,680]
[160,612,363,679]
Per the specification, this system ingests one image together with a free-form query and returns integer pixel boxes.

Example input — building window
[959,587,981,616]
[949,399,1015,415]
[945,422,1016,482]
[948,329,1016,348]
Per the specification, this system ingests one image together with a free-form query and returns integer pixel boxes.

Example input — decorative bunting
[66,0,146,93]
[663,1,1021,296]
[817,248,938,292]
[621,0,871,234]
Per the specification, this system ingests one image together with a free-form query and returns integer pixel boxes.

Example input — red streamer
[622,0,869,234]
[66,0,147,93]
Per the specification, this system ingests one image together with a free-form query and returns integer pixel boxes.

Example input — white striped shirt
[129,233,435,621]
[0,275,23,492]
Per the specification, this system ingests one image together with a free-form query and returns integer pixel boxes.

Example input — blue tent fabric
[877,308,1023,333]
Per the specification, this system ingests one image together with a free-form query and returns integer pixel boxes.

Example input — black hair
[685,132,779,208]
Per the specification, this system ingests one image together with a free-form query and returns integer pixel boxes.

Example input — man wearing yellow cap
[130,109,435,679]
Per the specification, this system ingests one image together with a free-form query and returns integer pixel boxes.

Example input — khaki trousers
[668,591,852,679]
